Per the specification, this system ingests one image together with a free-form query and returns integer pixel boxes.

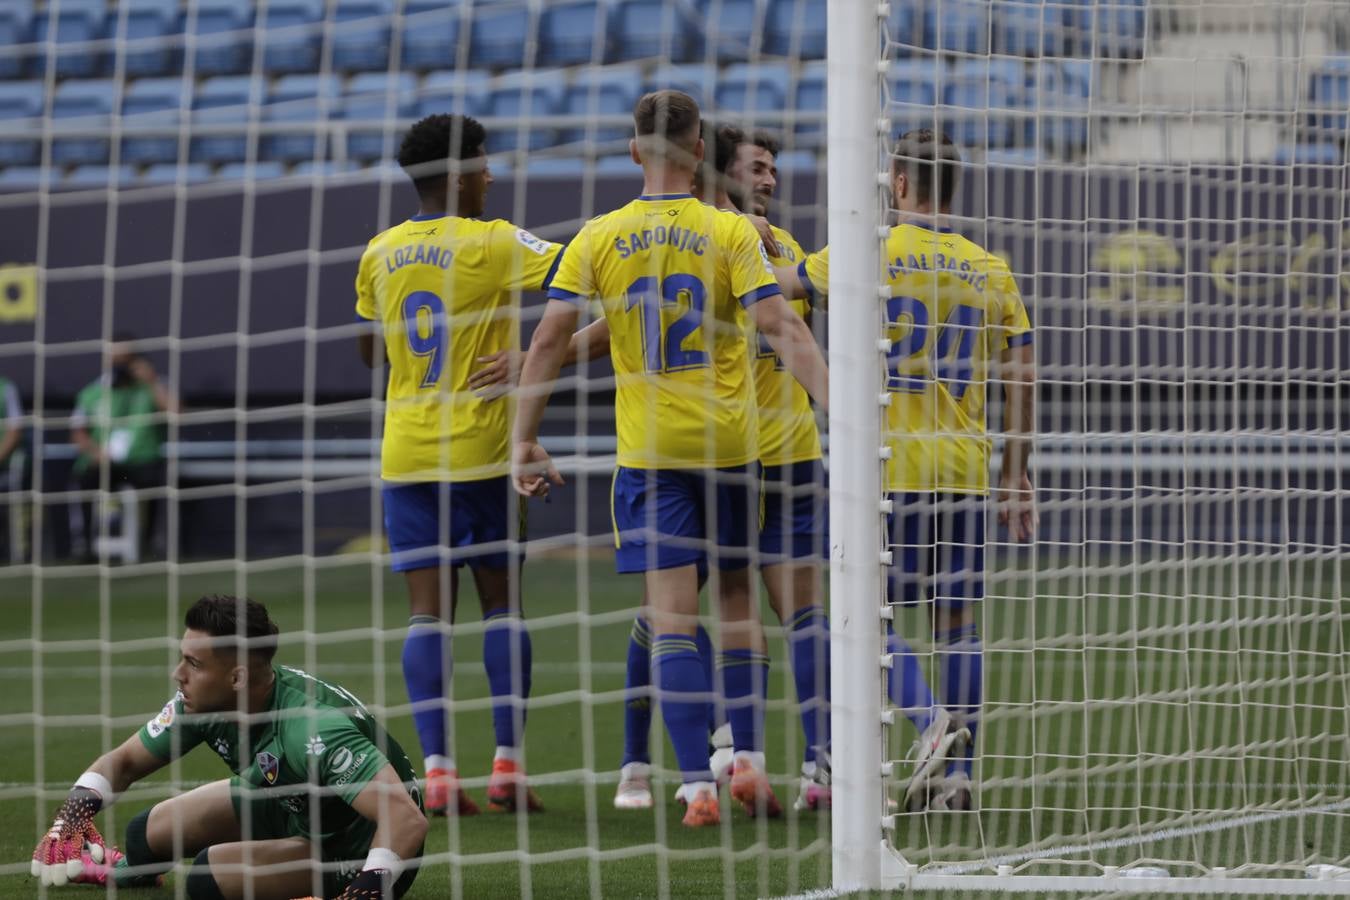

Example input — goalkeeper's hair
[185,595,280,665]
[712,124,781,174]
[397,113,488,196]
[892,128,961,209]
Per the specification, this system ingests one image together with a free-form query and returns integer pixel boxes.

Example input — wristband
[362,847,402,880]
[74,772,116,806]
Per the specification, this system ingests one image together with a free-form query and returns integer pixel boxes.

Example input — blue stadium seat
[187,0,253,75]
[793,60,825,140]
[526,157,587,178]
[192,76,263,162]
[954,58,1028,98]
[1309,58,1350,137]
[1272,142,1341,165]
[716,63,789,115]
[886,0,919,50]
[294,159,361,176]
[416,69,491,119]
[538,0,607,67]
[922,0,989,55]
[469,2,531,70]
[119,0,180,76]
[218,160,288,180]
[985,145,1041,166]
[51,79,116,165]
[610,0,700,63]
[1030,58,1089,149]
[644,64,718,106]
[121,77,189,164]
[481,79,560,153]
[139,162,213,184]
[343,72,417,162]
[942,76,1018,148]
[699,0,765,64]
[558,67,641,147]
[765,0,826,59]
[0,82,44,166]
[400,0,462,71]
[0,166,46,191]
[332,0,393,72]
[995,0,1072,57]
[888,58,940,133]
[0,1,34,79]
[64,164,139,189]
[30,0,107,78]
[774,148,815,172]
[262,74,341,162]
[595,153,639,175]
[258,0,324,74]
[1065,0,1145,59]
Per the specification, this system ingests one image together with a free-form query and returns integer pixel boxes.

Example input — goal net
[825,0,1350,893]
[0,0,1347,897]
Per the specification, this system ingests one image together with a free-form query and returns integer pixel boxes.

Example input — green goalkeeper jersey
[138,665,420,842]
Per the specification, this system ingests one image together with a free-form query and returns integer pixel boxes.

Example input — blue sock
[886,625,937,736]
[652,634,715,781]
[621,617,653,767]
[938,622,981,778]
[401,615,451,761]
[719,649,770,753]
[483,608,533,751]
[787,606,831,767]
[693,623,722,736]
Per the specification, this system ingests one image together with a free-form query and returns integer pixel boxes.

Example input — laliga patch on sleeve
[515,229,552,256]
[146,700,176,737]
[758,242,773,270]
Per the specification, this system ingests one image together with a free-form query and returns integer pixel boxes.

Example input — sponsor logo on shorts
[146,700,175,738]
[515,229,552,256]
[256,751,281,786]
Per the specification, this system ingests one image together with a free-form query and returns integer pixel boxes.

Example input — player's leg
[113,779,241,888]
[927,493,987,811]
[190,837,315,900]
[384,481,477,816]
[760,459,831,808]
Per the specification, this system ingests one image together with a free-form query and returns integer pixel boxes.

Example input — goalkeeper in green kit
[30,595,427,899]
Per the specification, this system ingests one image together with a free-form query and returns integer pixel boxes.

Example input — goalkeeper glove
[31,786,109,887]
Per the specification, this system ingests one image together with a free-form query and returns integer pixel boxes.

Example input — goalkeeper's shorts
[758,458,828,564]
[228,777,422,898]
[885,492,986,610]
[382,476,526,573]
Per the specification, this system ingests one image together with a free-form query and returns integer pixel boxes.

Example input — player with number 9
[354,113,564,817]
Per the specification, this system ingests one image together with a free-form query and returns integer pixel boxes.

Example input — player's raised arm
[747,294,828,413]
[30,731,168,886]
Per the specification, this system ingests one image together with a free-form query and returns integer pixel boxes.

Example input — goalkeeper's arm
[31,734,167,886]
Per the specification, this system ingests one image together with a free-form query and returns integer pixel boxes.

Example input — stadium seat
[644,63,718,106]
[526,157,588,178]
[50,79,116,165]
[942,76,1018,148]
[774,148,815,172]
[995,0,1072,57]
[595,153,639,175]
[468,2,531,70]
[0,82,44,166]
[119,0,180,76]
[610,0,700,63]
[400,0,462,71]
[192,76,263,163]
[716,63,789,115]
[888,58,940,133]
[1031,58,1089,149]
[558,66,642,147]
[186,0,253,75]
[922,0,989,56]
[0,166,46,191]
[121,77,189,164]
[343,72,417,162]
[1309,58,1350,137]
[262,74,341,162]
[1272,142,1341,165]
[793,60,825,140]
[538,0,607,67]
[218,160,288,180]
[699,0,765,64]
[294,159,361,176]
[30,0,107,78]
[765,0,826,59]
[139,162,212,184]
[985,145,1041,166]
[954,58,1029,99]
[258,0,324,74]
[886,0,919,51]
[332,0,393,72]
[1065,0,1145,59]
[481,77,561,153]
[0,1,34,79]
[416,69,492,119]
[64,164,139,189]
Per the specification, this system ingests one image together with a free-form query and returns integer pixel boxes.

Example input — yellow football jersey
[751,224,821,467]
[548,193,779,469]
[802,219,1032,494]
[356,215,563,482]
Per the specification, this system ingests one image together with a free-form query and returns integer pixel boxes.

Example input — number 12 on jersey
[625,274,709,373]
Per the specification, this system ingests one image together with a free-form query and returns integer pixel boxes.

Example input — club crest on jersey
[256,751,281,786]
[515,228,551,256]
